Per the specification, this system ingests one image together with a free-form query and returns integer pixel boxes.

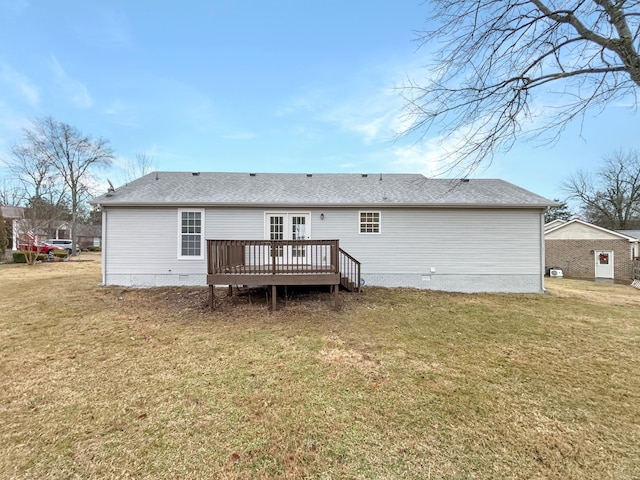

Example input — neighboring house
[2,209,96,251]
[76,224,102,249]
[49,222,102,249]
[1,205,25,250]
[545,219,640,281]
[90,172,554,293]
[52,222,72,240]
[544,218,567,232]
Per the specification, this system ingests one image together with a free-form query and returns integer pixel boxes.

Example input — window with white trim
[178,209,204,258]
[359,211,380,234]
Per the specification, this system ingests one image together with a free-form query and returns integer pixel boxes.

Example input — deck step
[340,276,357,292]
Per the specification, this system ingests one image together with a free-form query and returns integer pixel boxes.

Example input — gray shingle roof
[91,172,553,208]
[1,205,24,218]
[617,230,640,240]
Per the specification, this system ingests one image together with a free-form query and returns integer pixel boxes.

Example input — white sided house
[91,172,553,294]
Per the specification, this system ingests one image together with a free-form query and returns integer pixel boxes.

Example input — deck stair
[339,248,361,292]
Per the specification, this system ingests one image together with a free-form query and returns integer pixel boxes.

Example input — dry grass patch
[1,257,638,479]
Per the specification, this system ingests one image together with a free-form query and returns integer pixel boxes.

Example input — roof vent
[361,174,368,177]
[306,174,312,177]
[249,173,256,177]
[460,178,470,183]
[192,172,200,176]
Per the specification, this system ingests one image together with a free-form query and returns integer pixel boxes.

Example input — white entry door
[594,250,614,278]
[266,213,310,263]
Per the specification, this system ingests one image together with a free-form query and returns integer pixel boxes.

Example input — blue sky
[0,0,637,203]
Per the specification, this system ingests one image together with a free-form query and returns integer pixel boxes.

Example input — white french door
[266,213,311,263]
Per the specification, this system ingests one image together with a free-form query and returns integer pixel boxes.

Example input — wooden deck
[206,239,360,309]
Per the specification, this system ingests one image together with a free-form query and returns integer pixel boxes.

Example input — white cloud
[275,56,434,149]
[389,129,490,179]
[390,142,448,177]
[326,93,398,144]
[50,55,93,108]
[278,84,402,146]
[0,63,39,106]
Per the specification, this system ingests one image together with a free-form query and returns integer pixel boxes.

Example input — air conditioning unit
[549,268,564,278]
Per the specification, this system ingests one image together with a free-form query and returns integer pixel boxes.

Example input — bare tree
[563,150,640,229]
[22,117,114,254]
[402,1,640,173]
[4,137,67,208]
[123,151,155,184]
[0,177,26,206]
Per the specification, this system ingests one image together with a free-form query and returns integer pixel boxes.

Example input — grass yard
[1,254,639,479]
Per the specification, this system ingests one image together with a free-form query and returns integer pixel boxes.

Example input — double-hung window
[359,211,380,234]
[178,209,204,259]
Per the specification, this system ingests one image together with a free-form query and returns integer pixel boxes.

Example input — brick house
[545,219,639,281]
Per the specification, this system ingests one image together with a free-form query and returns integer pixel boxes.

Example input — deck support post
[208,285,215,310]
[334,283,339,308]
[271,284,277,311]
[227,285,233,297]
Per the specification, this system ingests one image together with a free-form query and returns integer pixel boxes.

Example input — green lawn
[1,254,638,479]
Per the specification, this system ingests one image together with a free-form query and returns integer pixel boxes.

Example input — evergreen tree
[0,207,8,259]
[544,199,573,223]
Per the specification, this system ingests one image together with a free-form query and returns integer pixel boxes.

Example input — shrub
[13,251,48,263]
[87,245,101,252]
[52,250,69,260]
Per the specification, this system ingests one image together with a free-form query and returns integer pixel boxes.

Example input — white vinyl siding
[104,208,206,282]
[339,208,541,275]
[101,205,544,292]
[178,209,204,259]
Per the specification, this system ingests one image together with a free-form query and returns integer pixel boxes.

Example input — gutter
[92,201,554,209]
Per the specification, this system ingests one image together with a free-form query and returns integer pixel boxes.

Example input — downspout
[540,208,547,293]
[101,207,107,285]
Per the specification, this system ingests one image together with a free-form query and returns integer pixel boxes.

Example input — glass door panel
[266,213,311,264]
[269,215,284,258]
[291,215,307,258]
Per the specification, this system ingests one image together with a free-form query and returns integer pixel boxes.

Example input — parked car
[19,243,65,255]
[46,239,79,254]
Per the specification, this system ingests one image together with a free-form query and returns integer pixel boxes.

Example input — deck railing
[207,239,340,275]
[206,239,361,309]
[339,248,361,292]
